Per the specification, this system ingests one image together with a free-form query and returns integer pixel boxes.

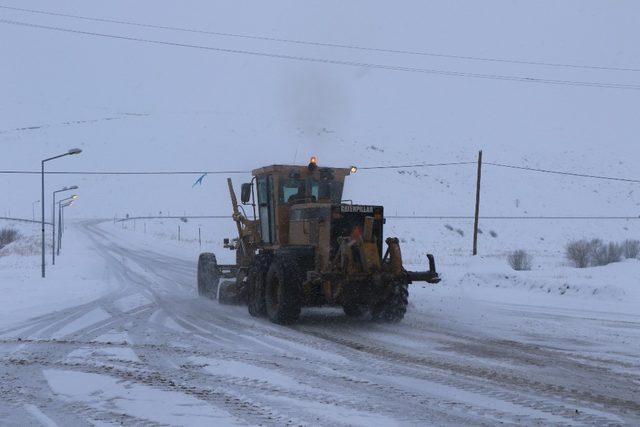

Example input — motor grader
[197,157,440,324]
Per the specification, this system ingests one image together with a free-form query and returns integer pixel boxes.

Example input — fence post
[473,150,483,256]
[198,227,202,247]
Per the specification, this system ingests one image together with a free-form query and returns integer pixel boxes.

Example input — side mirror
[240,183,252,204]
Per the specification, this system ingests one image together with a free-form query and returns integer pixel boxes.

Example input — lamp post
[58,198,75,255]
[41,148,82,278]
[52,187,78,265]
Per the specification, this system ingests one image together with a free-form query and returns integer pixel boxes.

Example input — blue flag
[192,173,208,188]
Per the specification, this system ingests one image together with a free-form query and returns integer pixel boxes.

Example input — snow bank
[0,220,116,329]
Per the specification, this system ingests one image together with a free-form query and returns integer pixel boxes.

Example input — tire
[197,253,219,299]
[247,265,267,317]
[217,280,236,304]
[343,302,368,318]
[264,256,302,325]
[371,282,409,323]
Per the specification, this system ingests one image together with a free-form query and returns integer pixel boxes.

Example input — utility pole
[473,150,483,256]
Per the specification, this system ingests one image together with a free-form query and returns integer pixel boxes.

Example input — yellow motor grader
[197,157,440,324]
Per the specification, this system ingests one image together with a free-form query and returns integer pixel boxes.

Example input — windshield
[280,178,309,203]
[311,179,343,204]
[280,176,344,204]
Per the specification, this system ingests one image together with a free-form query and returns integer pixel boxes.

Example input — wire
[360,161,475,170]
[116,215,640,222]
[485,162,640,184]
[116,215,230,222]
[0,216,53,225]
[0,170,251,175]
[0,161,474,175]
[1,4,638,73]
[2,18,640,91]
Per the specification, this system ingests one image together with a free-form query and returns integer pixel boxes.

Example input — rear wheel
[197,253,219,299]
[371,282,409,322]
[265,256,302,324]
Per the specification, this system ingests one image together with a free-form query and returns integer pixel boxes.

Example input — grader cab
[197,157,440,324]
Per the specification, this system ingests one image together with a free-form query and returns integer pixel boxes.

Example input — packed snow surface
[1,0,640,425]
[1,220,638,425]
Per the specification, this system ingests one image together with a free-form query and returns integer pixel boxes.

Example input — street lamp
[41,148,82,278]
[52,186,78,265]
[58,197,76,255]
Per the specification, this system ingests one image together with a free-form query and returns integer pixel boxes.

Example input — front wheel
[197,253,219,299]
[247,266,267,317]
[371,282,409,323]
[264,257,302,325]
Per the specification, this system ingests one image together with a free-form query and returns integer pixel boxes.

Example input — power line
[0,170,250,175]
[2,160,639,184]
[1,4,638,74]
[2,18,640,91]
[360,161,474,170]
[0,161,474,175]
[485,162,640,184]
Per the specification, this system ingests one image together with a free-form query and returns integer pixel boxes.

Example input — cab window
[280,178,308,203]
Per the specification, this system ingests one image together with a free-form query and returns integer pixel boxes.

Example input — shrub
[590,240,622,266]
[621,239,640,259]
[444,224,454,231]
[508,250,533,271]
[566,239,591,268]
[489,230,498,238]
[0,227,20,248]
[455,228,464,237]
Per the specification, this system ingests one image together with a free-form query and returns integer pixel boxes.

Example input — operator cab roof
[251,164,354,177]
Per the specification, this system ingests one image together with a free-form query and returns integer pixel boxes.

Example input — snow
[112,293,151,312]
[43,369,244,426]
[1,0,640,424]
[67,346,141,364]
[23,404,58,427]
[0,220,116,330]
[191,356,316,393]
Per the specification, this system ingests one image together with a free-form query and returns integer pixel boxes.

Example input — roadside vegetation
[566,238,639,268]
[508,249,533,271]
[0,227,20,249]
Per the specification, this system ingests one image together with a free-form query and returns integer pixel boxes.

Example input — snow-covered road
[1,220,639,426]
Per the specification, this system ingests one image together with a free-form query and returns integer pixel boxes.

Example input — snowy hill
[2,0,640,259]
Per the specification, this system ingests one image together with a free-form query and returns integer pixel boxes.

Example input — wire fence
[0,217,53,226]
[115,215,640,223]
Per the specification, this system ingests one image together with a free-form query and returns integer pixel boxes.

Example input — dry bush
[508,250,533,271]
[566,240,591,268]
[590,240,622,266]
[621,239,640,259]
[0,227,20,248]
